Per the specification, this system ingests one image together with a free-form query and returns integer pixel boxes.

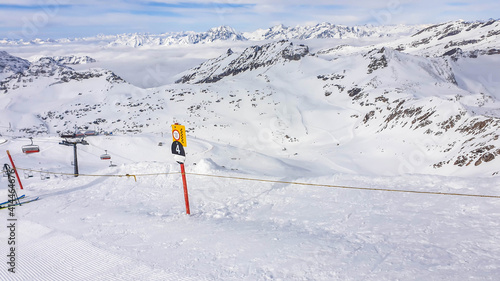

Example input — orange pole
[6,150,24,190]
[180,163,190,215]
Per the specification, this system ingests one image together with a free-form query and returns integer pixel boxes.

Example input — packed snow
[1,135,500,280]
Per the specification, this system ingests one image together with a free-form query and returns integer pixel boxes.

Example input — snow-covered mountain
[173,39,500,174]
[104,23,422,48]
[0,57,122,94]
[50,55,97,65]
[107,26,246,47]
[317,19,500,58]
[1,19,500,177]
[396,19,500,57]
[175,40,310,84]
[0,50,30,80]
[0,56,128,135]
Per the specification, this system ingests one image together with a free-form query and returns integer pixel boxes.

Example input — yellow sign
[171,124,187,147]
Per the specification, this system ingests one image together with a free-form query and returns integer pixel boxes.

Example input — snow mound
[194,158,224,173]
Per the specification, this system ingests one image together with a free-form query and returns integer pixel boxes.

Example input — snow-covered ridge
[175,40,310,84]
[244,22,425,40]
[0,56,123,95]
[0,22,424,48]
[50,55,97,65]
[108,26,246,47]
[0,50,30,76]
[395,19,500,57]
[316,19,500,59]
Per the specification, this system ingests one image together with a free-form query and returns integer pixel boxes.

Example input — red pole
[6,150,24,190]
[180,163,190,215]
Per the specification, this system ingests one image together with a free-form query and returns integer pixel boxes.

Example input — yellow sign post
[171,123,187,147]
[171,123,190,215]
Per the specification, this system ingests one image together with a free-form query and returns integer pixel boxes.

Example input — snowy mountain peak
[207,25,239,36]
[175,40,309,84]
[0,50,30,75]
[201,25,246,42]
[50,55,97,65]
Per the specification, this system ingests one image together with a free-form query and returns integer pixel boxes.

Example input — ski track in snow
[0,221,199,281]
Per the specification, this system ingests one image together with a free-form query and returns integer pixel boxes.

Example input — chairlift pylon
[100,150,111,160]
[22,137,40,154]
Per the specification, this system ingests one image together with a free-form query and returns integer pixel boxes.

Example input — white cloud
[1,0,499,39]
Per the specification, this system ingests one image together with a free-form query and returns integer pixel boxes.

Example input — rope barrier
[186,172,500,199]
[11,167,500,199]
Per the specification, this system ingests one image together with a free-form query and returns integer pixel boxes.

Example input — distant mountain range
[1,20,497,52]
[0,22,426,47]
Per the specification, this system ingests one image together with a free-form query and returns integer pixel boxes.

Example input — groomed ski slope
[1,135,500,280]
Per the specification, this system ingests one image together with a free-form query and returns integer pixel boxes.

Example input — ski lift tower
[59,133,89,177]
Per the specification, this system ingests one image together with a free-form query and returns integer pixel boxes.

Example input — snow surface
[1,136,500,280]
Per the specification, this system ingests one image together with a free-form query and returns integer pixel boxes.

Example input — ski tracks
[0,220,200,281]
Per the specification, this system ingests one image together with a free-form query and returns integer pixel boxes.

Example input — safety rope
[12,167,500,199]
[186,172,500,199]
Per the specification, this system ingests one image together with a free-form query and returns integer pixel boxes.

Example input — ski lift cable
[74,145,106,157]
[76,147,115,162]
[85,142,136,163]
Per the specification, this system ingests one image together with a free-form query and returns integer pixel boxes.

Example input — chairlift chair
[23,170,33,179]
[40,171,50,180]
[22,137,40,154]
[100,150,111,160]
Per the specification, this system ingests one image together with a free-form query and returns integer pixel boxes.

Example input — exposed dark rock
[367,54,388,74]
[456,118,495,135]
[363,111,375,123]
[347,87,362,98]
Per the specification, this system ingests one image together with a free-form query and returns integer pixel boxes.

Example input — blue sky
[1,0,499,40]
